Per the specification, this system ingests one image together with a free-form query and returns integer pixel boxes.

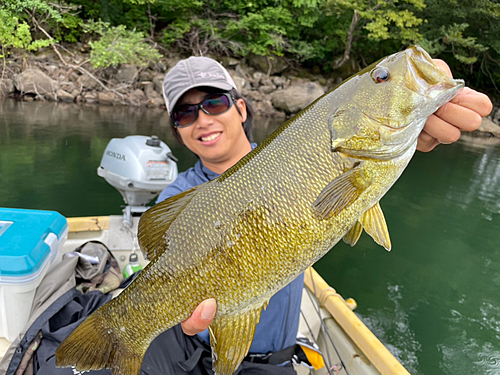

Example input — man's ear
[236,98,247,123]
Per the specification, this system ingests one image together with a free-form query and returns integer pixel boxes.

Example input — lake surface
[1,99,499,374]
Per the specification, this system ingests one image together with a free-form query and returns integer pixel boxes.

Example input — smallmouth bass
[56,46,464,375]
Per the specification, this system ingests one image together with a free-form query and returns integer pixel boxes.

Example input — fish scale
[56,46,464,375]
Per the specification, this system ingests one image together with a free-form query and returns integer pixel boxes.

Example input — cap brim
[166,82,234,114]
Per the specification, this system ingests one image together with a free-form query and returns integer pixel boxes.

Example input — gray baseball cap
[162,56,237,114]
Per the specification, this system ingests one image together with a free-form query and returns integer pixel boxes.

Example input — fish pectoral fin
[343,220,363,246]
[138,183,207,261]
[208,304,265,375]
[359,202,392,251]
[312,163,368,220]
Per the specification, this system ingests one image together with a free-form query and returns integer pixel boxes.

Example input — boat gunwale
[304,267,410,375]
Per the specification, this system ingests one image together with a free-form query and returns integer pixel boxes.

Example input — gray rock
[248,53,288,75]
[56,89,75,103]
[235,64,250,80]
[272,76,288,88]
[98,92,116,105]
[139,70,153,81]
[259,85,276,95]
[231,76,245,93]
[245,90,263,102]
[0,79,14,97]
[60,81,75,94]
[271,81,325,113]
[492,107,500,124]
[129,89,147,106]
[220,57,240,68]
[13,69,59,100]
[150,96,164,107]
[141,81,156,97]
[101,66,118,80]
[252,72,264,85]
[478,117,500,137]
[77,75,99,90]
[261,77,274,86]
[241,87,251,97]
[84,91,99,103]
[116,65,138,83]
[46,65,60,78]
[253,99,275,116]
[153,73,165,95]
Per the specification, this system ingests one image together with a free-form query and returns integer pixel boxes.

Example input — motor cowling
[97,135,178,207]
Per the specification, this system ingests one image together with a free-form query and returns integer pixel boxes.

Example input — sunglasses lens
[203,94,231,114]
[173,105,197,127]
[172,93,233,127]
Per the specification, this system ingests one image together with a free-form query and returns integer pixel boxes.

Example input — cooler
[0,208,68,341]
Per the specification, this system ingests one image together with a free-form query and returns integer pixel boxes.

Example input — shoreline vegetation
[1,0,500,134]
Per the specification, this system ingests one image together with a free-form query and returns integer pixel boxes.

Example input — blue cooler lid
[0,208,68,282]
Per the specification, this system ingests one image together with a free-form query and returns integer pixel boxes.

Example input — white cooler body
[0,208,68,341]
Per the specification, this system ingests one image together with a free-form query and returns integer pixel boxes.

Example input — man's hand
[417,59,493,152]
[181,298,217,335]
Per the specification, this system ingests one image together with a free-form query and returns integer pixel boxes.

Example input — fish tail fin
[56,311,144,375]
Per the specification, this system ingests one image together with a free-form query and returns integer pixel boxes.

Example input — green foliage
[416,0,500,92]
[224,7,294,56]
[0,7,52,60]
[0,0,82,53]
[3,0,500,94]
[0,10,33,54]
[83,21,161,68]
[3,0,64,22]
[324,0,425,43]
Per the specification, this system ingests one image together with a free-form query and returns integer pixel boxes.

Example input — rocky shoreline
[0,47,337,119]
[1,46,499,135]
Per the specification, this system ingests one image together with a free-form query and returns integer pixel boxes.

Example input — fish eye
[371,67,391,83]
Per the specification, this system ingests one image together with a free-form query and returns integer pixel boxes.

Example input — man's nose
[195,107,213,126]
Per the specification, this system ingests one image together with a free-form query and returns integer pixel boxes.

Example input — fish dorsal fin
[312,162,368,220]
[359,202,391,251]
[343,220,363,247]
[208,303,266,375]
[137,183,206,261]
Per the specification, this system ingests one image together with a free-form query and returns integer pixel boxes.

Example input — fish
[55,45,464,375]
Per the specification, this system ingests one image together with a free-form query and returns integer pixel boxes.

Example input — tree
[418,0,500,92]
[323,0,425,69]
[83,21,161,68]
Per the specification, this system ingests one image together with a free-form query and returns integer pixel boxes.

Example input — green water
[1,99,499,374]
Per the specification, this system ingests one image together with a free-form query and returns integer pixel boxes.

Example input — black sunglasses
[171,93,236,128]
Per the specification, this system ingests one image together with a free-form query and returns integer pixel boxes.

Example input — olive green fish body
[56,46,464,375]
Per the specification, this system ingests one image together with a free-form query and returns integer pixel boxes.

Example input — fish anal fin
[312,163,368,220]
[208,304,266,375]
[138,183,206,261]
[343,220,363,247]
[359,202,391,251]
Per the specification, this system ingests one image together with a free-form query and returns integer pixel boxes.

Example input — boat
[0,135,410,375]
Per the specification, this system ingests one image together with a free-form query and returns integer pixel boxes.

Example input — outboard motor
[97,135,178,225]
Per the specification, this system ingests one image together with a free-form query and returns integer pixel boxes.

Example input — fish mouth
[405,45,465,100]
